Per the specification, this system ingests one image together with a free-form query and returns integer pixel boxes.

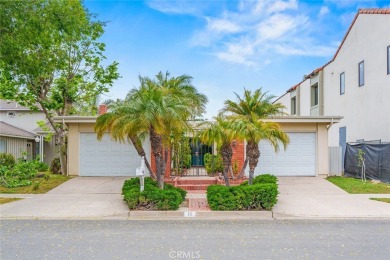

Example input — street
[1,219,389,259]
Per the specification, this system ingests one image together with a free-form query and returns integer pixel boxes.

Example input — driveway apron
[273,177,390,218]
[0,177,129,219]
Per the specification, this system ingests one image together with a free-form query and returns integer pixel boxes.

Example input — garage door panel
[79,133,151,177]
[255,133,316,177]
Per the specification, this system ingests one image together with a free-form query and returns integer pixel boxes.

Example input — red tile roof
[285,8,390,94]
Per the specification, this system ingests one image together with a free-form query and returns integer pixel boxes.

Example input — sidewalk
[1,177,390,220]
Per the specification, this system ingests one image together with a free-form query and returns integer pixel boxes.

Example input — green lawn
[370,198,390,203]
[0,172,71,194]
[0,197,23,204]
[327,177,390,194]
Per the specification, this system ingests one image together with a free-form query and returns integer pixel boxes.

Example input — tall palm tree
[197,116,239,186]
[96,71,207,189]
[222,88,289,184]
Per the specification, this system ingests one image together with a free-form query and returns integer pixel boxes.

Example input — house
[276,9,390,162]
[53,115,341,178]
[0,100,57,164]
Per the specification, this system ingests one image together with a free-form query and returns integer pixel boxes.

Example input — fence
[344,141,390,183]
[328,146,342,176]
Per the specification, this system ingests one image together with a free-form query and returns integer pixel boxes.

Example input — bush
[0,159,39,188]
[204,153,223,175]
[50,158,61,174]
[122,177,186,210]
[35,161,49,172]
[253,174,277,185]
[207,182,278,211]
[0,153,16,168]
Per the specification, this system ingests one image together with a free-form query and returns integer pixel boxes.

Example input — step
[176,179,217,185]
[176,184,210,191]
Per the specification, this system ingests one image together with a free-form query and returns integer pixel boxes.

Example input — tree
[0,0,119,175]
[96,72,207,189]
[222,88,289,184]
[197,116,239,186]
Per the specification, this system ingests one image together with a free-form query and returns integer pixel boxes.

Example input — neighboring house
[275,9,390,161]
[54,115,341,178]
[0,100,57,164]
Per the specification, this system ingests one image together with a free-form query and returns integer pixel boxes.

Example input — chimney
[99,104,108,115]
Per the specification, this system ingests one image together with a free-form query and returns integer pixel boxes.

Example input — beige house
[54,115,341,178]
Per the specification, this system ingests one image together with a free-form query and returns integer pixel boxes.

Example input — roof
[0,121,36,139]
[54,115,343,125]
[34,121,55,133]
[284,8,390,94]
[0,99,42,111]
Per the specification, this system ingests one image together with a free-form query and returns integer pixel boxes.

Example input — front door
[188,140,212,176]
[26,141,33,160]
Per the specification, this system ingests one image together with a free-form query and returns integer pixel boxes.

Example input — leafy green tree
[96,72,207,189]
[197,116,239,186]
[222,88,289,184]
[0,0,119,175]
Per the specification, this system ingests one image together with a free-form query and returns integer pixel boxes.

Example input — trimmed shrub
[122,177,186,210]
[50,158,61,174]
[252,174,277,185]
[204,153,223,175]
[0,153,16,168]
[207,182,278,211]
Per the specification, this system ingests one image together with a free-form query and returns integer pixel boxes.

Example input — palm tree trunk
[247,141,260,185]
[150,128,164,189]
[237,157,248,179]
[221,144,232,187]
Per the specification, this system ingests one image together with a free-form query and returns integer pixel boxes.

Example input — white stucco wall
[324,13,390,146]
[0,111,46,133]
[275,92,291,115]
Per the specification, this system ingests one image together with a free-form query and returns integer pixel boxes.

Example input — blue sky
[84,0,389,118]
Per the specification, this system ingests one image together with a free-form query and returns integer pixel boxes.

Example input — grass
[0,197,23,204]
[0,172,71,194]
[370,198,390,203]
[327,176,390,194]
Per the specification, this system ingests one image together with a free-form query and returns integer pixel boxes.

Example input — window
[7,111,16,118]
[311,83,318,107]
[387,46,390,75]
[340,72,345,95]
[0,139,6,153]
[291,97,297,115]
[358,61,364,86]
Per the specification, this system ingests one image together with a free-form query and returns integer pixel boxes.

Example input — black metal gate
[186,140,212,176]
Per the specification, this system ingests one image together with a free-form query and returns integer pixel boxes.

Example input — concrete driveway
[0,177,129,219]
[273,177,390,218]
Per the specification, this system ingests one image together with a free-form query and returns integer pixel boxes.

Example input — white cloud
[146,0,203,16]
[318,6,330,17]
[207,18,241,33]
[151,0,338,66]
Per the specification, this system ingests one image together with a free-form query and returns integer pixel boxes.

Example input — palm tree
[197,116,239,186]
[96,71,207,189]
[222,88,289,184]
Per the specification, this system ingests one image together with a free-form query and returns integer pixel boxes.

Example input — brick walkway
[188,197,210,211]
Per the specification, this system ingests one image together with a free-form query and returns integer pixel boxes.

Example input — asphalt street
[1,219,389,260]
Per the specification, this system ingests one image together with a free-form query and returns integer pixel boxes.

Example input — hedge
[122,177,186,210]
[207,174,278,211]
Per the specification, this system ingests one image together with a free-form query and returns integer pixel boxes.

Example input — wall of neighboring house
[275,93,291,115]
[324,13,390,146]
[0,111,46,133]
[0,136,29,160]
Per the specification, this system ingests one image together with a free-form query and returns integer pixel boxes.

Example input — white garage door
[255,132,316,176]
[79,133,151,177]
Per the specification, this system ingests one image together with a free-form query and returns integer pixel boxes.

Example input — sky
[84,0,389,119]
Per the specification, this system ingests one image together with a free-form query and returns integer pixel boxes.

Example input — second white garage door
[255,132,316,177]
[79,133,151,177]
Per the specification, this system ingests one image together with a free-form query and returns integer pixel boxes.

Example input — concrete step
[177,184,210,191]
[176,179,217,185]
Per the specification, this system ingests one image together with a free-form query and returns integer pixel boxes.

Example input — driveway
[0,177,129,219]
[273,177,390,218]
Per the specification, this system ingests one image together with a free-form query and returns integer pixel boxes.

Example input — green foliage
[356,149,365,168]
[122,177,186,210]
[0,153,15,168]
[327,177,390,194]
[252,174,277,185]
[172,134,192,175]
[207,182,279,211]
[232,160,239,175]
[0,159,42,188]
[35,160,49,172]
[204,153,223,175]
[32,181,40,190]
[50,158,62,174]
